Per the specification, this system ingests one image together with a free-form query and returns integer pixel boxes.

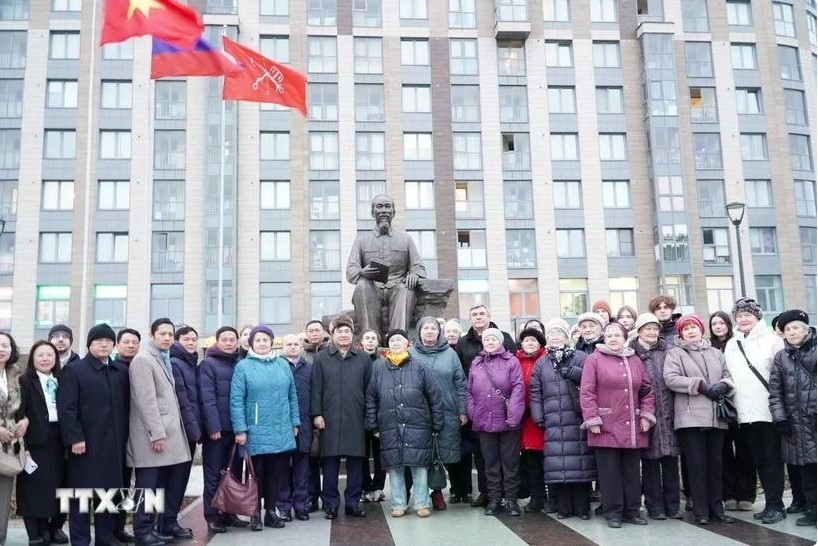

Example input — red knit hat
[675,314,706,336]
[592,300,612,317]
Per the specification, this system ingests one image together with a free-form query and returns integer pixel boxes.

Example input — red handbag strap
[241,448,257,481]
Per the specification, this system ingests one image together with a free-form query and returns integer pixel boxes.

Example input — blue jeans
[388,466,429,511]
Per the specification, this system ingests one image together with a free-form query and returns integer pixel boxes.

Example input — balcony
[455,200,485,219]
[353,9,381,27]
[694,152,722,170]
[505,200,533,219]
[154,152,185,170]
[153,201,184,221]
[494,5,530,40]
[0,2,28,20]
[502,151,530,171]
[457,247,487,268]
[355,105,385,123]
[205,0,237,14]
[698,200,725,218]
[152,250,184,273]
[155,101,186,120]
[308,9,336,26]
[0,101,22,119]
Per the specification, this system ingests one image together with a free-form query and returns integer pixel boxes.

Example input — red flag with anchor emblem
[221,37,307,116]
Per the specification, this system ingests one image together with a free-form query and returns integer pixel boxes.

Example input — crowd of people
[0,293,814,545]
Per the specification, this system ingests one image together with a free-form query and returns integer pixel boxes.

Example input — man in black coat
[113,327,141,544]
[57,324,129,546]
[312,316,372,520]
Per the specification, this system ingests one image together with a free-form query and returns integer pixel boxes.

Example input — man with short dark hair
[647,295,682,348]
[49,324,79,368]
[302,320,329,511]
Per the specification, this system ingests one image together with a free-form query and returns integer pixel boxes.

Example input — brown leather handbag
[211,444,258,517]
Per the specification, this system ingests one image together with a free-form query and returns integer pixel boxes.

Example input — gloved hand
[775,421,791,435]
[699,382,719,401]
[559,366,571,379]
[638,384,651,398]
[711,382,730,399]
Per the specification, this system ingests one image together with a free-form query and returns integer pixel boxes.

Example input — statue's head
[370,194,395,234]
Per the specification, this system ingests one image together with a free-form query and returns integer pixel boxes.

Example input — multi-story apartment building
[0,0,815,347]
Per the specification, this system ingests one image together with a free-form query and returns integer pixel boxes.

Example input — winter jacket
[580,346,656,449]
[199,347,240,435]
[301,338,330,364]
[658,314,681,348]
[456,322,517,377]
[724,321,784,424]
[466,348,525,433]
[284,355,314,454]
[170,342,202,443]
[366,356,445,469]
[631,338,678,459]
[770,329,817,466]
[663,337,734,430]
[410,333,466,464]
[575,335,603,355]
[230,351,299,456]
[530,348,596,484]
[517,347,546,451]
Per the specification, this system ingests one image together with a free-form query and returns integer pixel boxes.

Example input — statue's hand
[405,273,419,290]
[359,265,380,280]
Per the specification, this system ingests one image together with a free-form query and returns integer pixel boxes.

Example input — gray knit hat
[576,312,604,331]
[481,328,504,343]
[634,313,661,333]
[732,297,763,320]
[543,318,571,340]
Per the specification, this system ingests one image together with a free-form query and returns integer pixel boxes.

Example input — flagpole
[216,26,227,328]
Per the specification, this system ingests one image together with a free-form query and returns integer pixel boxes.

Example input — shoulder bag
[0,437,25,477]
[736,341,770,393]
[480,362,510,407]
[716,397,738,424]
[211,444,259,517]
[427,434,448,491]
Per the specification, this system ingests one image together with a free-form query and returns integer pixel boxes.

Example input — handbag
[480,363,510,407]
[427,435,448,491]
[211,444,258,517]
[716,397,738,424]
[736,341,770,393]
[0,437,25,477]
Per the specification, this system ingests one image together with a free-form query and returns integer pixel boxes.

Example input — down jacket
[631,338,678,459]
[365,355,445,469]
[169,342,202,443]
[517,347,546,451]
[770,328,817,466]
[199,347,240,435]
[466,348,525,433]
[230,351,299,456]
[285,354,314,454]
[530,348,596,484]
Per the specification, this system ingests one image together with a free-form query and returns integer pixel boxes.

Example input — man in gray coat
[128,318,192,546]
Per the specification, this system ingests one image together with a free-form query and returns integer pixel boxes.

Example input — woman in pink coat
[580,322,656,529]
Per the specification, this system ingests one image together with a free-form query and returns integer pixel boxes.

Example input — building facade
[0,0,815,347]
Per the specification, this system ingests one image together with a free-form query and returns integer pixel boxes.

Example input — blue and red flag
[151,37,238,79]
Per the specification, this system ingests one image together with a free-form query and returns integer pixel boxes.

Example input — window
[49,32,79,59]
[590,0,617,22]
[0,31,26,68]
[0,130,19,169]
[403,133,433,161]
[451,85,481,122]
[790,134,813,171]
[661,224,689,262]
[357,180,385,219]
[545,41,572,67]
[745,180,772,208]
[101,40,133,60]
[44,130,76,159]
[690,87,717,123]
[750,227,778,254]
[39,232,72,263]
[453,133,482,170]
[151,231,183,273]
[307,37,337,73]
[806,276,817,315]
[259,36,289,63]
[553,180,582,209]
[497,0,527,21]
[400,0,427,19]
[773,2,795,37]
[355,84,384,122]
[502,133,530,170]
[0,235,12,275]
[309,83,338,121]
[693,133,722,169]
[505,180,534,218]
[260,181,289,210]
[407,230,436,260]
[556,229,585,258]
[795,180,817,217]
[41,180,74,211]
[353,0,381,26]
[559,279,588,318]
[599,134,627,161]
[698,179,725,217]
[547,86,575,114]
[356,132,385,170]
[458,279,490,318]
[778,45,802,81]
[450,39,478,75]
[154,130,184,170]
[506,230,537,268]
[99,130,130,159]
[801,227,817,264]
[497,42,526,76]
[260,231,291,261]
[260,132,290,160]
[309,132,339,171]
[353,37,382,74]
[649,81,677,116]
[100,81,131,109]
[310,231,341,271]
[96,233,128,263]
[309,181,340,220]
[53,0,82,11]
[702,228,730,264]
[97,180,129,210]
[155,80,185,119]
[308,0,336,25]
[153,180,184,220]
[402,85,431,113]
[593,41,620,67]
[544,0,569,21]
[706,276,735,313]
[551,133,578,161]
[0,79,22,118]
[731,43,757,69]
[609,277,639,310]
[260,0,289,16]
[0,181,16,221]
[682,0,709,32]
[657,176,684,211]
[596,87,624,113]
[785,89,807,126]
[685,42,713,77]
[755,276,784,314]
[46,80,78,108]
[455,180,484,218]
[401,39,429,65]
[310,282,342,319]
[606,229,634,257]
[35,285,70,328]
[457,230,487,268]
[150,284,183,324]
[509,279,539,319]
[736,88,762,114]
[653,127,681,164]
[740,134,768,161]
[260,283,291,325]
[809,13,817,47]
[405,181,434,209]
[727,0,752,26]
[449,0,476,28]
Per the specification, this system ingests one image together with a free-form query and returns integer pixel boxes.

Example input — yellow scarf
[385,350,409,366]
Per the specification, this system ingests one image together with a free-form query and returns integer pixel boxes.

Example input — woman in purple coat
[580,322,656,529]
[466,328,525,517]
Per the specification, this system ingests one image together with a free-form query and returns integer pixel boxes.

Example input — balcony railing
[507,248,536,268]
[155,101,186,120]
[0,102,22,119]
[0,54,25,70]
[0,2,28,20]
[355,105,384,122]
[455,200,485,219]
[308,9,336,25]
[153,201,184,221]
[505,201,533,219]
[353,9,381,27]
[694,152,722,170]
[496,5,527,22]
[154,152,185,170]
[152,250,184,273]
[703,247,731,265]
[500,106,528,123]
[502,151,530,171]
[653,148,681,165]
[205,0,237,14]
[457,247,487,268]
[0,261,13,274]
[310,250,340,271]
[0,152,20,170]
[691,106,717,123]
[698,200,725,217]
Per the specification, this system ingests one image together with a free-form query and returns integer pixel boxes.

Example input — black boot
[249,512,263,532]
[796,509,817,527]
[485,499,502,516]
[507,500,521,516]
[264,509,285,529]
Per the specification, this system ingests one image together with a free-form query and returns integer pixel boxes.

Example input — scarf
[159,350,174,385]
[547,345,574,366]
[385,351,409,367]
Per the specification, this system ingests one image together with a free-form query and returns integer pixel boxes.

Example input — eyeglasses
[50,333,70,340]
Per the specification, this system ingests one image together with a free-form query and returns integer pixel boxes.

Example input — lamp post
[726,201,747,297]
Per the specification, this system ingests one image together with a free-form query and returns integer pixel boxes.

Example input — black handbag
[716,397,738,424]
[427,435,448,491]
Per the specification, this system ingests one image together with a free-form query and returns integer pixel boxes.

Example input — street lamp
[726,201,747,297]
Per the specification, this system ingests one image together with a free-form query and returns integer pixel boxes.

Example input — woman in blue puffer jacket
[231,325,300,531]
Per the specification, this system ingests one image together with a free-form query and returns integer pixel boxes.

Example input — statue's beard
[377,217,391,234]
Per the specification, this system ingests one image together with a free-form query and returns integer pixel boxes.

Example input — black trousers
[474,445,488,496]
[478,430,521,502]
[743,422,785,511]
[309,456,321,504]
[278,450,310,513]
[321,456,364,512]
[641,456,680,516]
[202,432,237,520]
[252,452,289,513]
[23,516,65,542]
[520,450,545,504]
[362,432,386,492]
[788,464,806,505]
[68,499,116,546]
[679,427,726,519]
[446,453,473,497]
[551,482,591,516]
[595,448,641,521]
[722,424,756,502]
[133,462,190,537]
[158,441,196,531]
[799,464,817,510]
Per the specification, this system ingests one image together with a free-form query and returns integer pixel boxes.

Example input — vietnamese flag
[151,37,238,79]
[101,0,203,49]
[221,36,307,117]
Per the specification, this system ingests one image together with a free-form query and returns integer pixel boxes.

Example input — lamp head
[725,201,746,226]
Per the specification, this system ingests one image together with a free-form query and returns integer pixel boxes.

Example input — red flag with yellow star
[101,0,203,49]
